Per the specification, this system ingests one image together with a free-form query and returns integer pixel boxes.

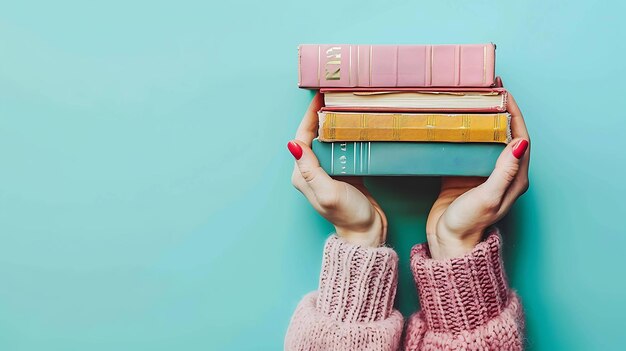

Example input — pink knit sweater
[285,231,524,350]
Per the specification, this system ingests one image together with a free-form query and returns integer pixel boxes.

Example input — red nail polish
[512,139,529,159]
[287,141,303,160]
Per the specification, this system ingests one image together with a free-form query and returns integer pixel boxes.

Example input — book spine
[298,44,496,88]
[318,112,511,143]
[312,140,504,176]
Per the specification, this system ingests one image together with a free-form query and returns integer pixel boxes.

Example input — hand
[426,93,531,259]
[288,93,387,247]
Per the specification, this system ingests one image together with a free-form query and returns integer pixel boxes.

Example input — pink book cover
[319,87,508,113]
[298,44,496,88]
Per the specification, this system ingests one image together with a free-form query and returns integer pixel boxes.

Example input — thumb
[482,138,529,197]
[287,140,337,200]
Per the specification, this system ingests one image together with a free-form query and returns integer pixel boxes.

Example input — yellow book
[318,111,511,143]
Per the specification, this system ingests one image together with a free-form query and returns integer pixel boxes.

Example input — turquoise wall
[1,0,625,350]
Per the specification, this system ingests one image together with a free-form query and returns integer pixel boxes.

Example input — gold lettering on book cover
[393,114,400,141]
[360,113,367,141]
[493,114,500,142]
[427,114,435,141]
[463,114,471,142]
[325,47,341,80]
[328,113,336,140]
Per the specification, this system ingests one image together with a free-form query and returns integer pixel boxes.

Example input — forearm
[404,230,525,350]
[285,235,403,351]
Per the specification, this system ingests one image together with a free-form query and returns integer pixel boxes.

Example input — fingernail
[512,139,529,159]
[287,141,303,160]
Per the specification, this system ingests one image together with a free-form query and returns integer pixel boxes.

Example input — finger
[498,175,529,215]
[295,92,324,146]
[505,92,531,202]
[480,137,529,199]
[498,142,531,212]
[288,139,340,207]
[507,93,529,141]
[291,163,320,206]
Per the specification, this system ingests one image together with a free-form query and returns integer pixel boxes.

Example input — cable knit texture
[285,235,403,351]
[404,231,524,350]
[285,232,524,351]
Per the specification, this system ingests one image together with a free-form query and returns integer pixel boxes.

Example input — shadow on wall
[499,191,579,350]
[365,176,440,316]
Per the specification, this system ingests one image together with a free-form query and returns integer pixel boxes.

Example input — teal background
[1,0,625,350]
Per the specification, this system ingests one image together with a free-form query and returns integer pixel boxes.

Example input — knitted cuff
[410,230,509,333]
[316,235,398,323]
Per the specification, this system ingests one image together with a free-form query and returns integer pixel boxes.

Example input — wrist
[430,224,485,260]
[410,231,511,333]
[336,211,385,247]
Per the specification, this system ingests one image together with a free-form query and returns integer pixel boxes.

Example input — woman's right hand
[288,93,387,248]
[426,93,531,259]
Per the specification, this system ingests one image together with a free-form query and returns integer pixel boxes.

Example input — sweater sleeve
[285,235,404,351]
[404,230,525,351]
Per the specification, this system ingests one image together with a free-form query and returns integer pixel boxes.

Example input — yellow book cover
[318,112,511,143]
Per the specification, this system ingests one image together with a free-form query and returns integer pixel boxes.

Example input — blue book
[312,139,504,176]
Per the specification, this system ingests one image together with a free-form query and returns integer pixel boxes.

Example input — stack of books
[297,43,510,176]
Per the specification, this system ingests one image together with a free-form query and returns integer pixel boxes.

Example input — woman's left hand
[288,93,387,247]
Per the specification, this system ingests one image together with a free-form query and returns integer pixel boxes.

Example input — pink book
[298,44,496,88]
